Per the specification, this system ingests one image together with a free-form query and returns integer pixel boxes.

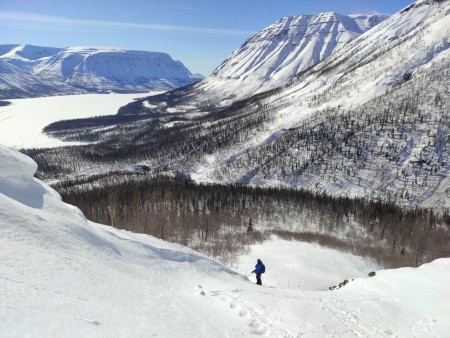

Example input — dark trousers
[256,273,262,285]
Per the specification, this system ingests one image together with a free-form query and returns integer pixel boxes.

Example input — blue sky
[0,0,414,76]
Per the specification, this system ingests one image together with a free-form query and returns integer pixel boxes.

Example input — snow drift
[0,144,249,336]
[1,145,450,336]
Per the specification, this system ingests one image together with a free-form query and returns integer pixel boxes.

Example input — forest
[54,173,450,269]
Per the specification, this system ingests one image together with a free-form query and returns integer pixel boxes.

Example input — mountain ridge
[206,12,388,104]
[211,12,387,84]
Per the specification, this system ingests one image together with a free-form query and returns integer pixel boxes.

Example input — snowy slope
[0,44,199,99]
[1,145,450,337]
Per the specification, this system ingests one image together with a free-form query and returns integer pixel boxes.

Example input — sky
[0,0,414,76]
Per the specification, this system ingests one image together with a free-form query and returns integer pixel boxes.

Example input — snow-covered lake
[0,92,160,149]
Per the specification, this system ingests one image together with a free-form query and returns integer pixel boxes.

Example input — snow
[1,144,450,337]
[0,92,162,148]
[235,238,379,291]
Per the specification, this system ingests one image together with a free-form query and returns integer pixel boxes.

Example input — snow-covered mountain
[0,44,201,99]
[210,12,387,94]
[187,0,450,209]
[121,12,387,114]
[1,144,449,336]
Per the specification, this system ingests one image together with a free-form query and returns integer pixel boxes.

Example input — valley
[1,0,450,336]
[2,0,447,269]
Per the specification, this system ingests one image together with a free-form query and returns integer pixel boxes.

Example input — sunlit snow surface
[0,92,161,148]
[236,239,379,291]
[1,145,449,337]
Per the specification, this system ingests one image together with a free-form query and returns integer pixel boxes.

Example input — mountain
[191,0,449,209]
[210,12,387,94]
[0,44,200,99]
[23,1,450,210]
[125,0,448,210]
[1,144,449,336]
[119,12,387,115]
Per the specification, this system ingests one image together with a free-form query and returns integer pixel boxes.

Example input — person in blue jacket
[252,258,265,285]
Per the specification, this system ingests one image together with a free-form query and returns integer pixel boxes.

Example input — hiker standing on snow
[252,258,265,285]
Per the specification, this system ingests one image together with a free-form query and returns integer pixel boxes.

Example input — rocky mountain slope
[0,45,200,99]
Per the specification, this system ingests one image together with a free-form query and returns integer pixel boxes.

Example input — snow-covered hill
[1,145,450,336]
[0,44,200,99]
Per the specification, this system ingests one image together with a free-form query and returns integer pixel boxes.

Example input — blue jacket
[252,261,265,274]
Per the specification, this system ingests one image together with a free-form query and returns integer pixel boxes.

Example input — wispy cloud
[172,5,201,12]
[0,11,254,36]
[350,8,391,16]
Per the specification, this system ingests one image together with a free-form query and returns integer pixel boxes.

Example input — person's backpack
[261,264,265,273]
